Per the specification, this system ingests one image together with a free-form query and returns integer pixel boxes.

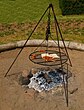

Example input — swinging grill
[29,50,68,66]
[5,4,72,107]
[28,5,72,107]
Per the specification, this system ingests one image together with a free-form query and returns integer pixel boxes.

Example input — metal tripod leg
[66,64,69,107]
[63,64,69,107]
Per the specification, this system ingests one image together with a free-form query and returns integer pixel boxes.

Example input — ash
[28,69,64,92]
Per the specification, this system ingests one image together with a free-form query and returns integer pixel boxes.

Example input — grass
[0,20,84,44]
[0,0,84,44]
[0,0,61,23]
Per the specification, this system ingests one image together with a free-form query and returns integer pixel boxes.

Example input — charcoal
[28,68,65,92]
[19,76,30,85]
[28,73,33,78]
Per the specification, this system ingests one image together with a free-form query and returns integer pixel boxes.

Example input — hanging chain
[46,7,51,41]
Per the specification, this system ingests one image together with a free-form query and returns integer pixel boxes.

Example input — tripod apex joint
[49,3,53,8]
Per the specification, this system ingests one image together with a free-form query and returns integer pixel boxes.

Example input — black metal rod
[51,4,72,67]
[62,70,68,107]
[62,63,69,107]
[33,39,46,52]
[50,36,66,53]
[66,63,69,107]
[51,4,64,73]
[4,4,50,77]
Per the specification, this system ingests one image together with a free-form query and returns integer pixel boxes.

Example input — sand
[0,47,84,110]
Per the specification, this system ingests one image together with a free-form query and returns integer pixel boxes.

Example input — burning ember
[20,68,65,92]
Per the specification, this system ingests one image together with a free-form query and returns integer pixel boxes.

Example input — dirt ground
[0,47,84,110]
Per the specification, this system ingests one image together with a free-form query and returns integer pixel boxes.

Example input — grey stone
[19,69,33,85]
[31,68,38,75]
[0,40,84,52]
[19,76,30,85]
[22,69,29,77]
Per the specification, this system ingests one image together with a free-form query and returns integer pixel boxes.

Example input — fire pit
[19,67,71,94]
[28,68,64,92]
[5,4,72,107]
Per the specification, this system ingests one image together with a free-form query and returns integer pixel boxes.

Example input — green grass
[0,0,61,23]
[0,0,84,44]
